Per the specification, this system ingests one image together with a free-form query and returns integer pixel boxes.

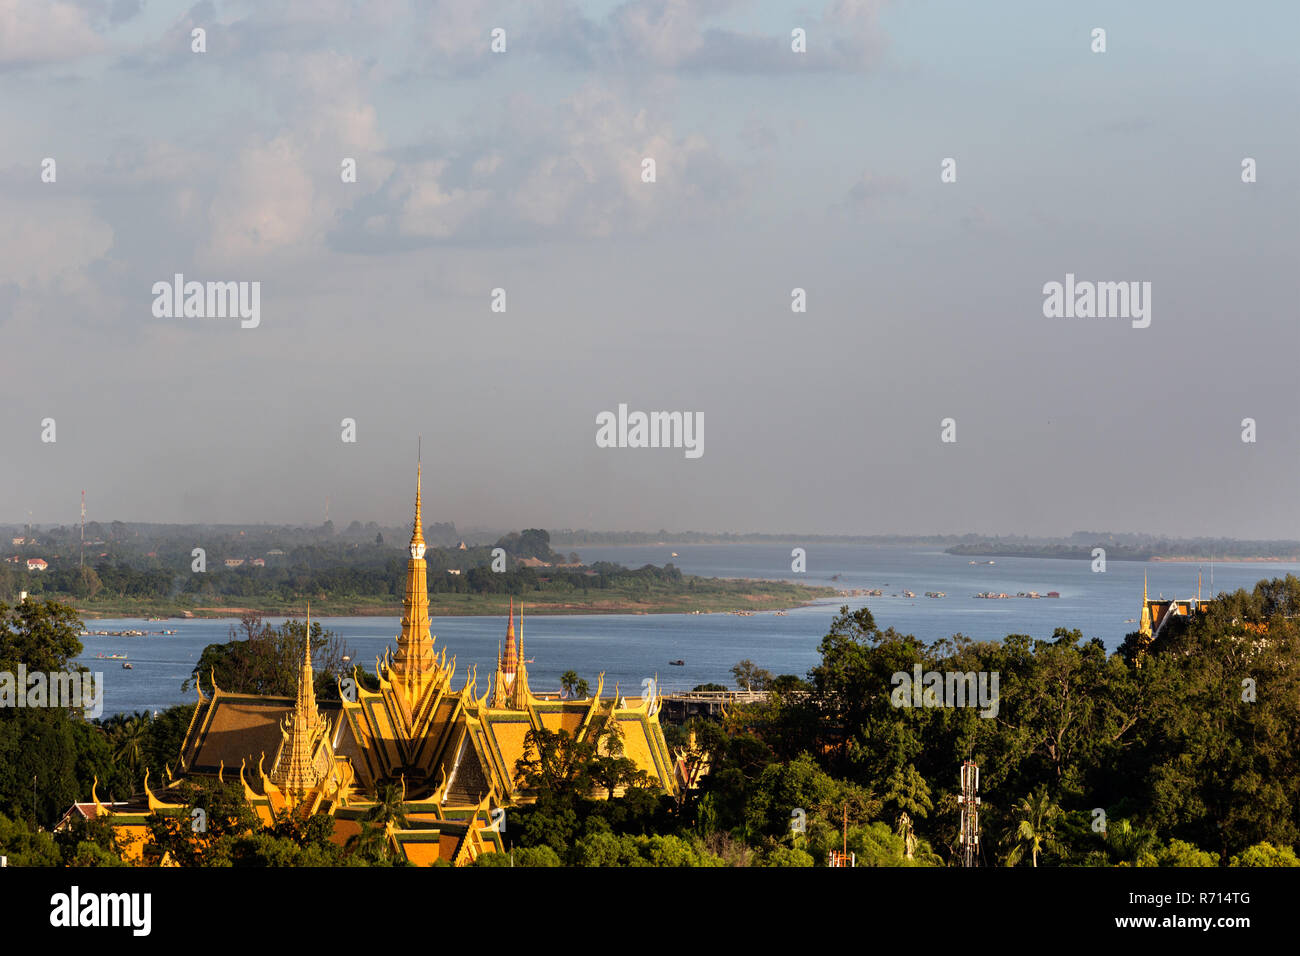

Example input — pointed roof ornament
[411,439,425,550]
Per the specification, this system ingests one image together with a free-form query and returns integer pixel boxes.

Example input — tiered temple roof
[73,459,678,865]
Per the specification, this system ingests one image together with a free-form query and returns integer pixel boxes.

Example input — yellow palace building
[65,464,680,866]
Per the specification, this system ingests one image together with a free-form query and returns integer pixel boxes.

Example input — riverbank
[66,579,837,619]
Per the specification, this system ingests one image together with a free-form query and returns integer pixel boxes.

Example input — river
[74,543,1299,716]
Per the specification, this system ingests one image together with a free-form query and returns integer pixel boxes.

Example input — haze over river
[75,543,1299,716]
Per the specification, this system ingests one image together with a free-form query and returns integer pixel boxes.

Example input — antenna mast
[958,760,981,867]
[80,490,85,570]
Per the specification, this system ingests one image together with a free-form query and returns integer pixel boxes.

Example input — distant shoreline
[944,549,1300,563]
[69,579,837,620]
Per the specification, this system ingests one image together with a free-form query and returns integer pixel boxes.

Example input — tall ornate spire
[392,458,436,687]
[410,460,426,553]
[1139,573,1152,638]
[270,603,326,800]
[492,598,532,709]
[503,597,517,680]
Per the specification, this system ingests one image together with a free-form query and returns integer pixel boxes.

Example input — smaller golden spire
[411,461,425,550]
[270,603,326,800]
[502,597,516,677]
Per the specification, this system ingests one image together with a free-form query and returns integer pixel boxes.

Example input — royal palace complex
[63,465,690,865]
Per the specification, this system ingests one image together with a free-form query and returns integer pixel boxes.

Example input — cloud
[842,169,908,209]
[0,195,113,287]
[199,50,394,262]
[335,84,743,249]
[0,0,106,66]
[532,0,890,74]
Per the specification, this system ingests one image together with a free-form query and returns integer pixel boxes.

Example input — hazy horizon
[4,2,1298,539]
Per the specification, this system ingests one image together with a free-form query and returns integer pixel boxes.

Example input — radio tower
[80,490,86,570]
[958,760,980,867]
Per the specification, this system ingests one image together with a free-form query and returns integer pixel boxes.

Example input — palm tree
[345,822,389,862]
[1003,786,1064,867]
[1106,818,1158,864]
[346,782,408,862]
[559,670,590,699]
[110,711,150,779]
[363,782,409,830]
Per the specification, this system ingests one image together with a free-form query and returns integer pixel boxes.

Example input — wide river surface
[73,543,1299,716]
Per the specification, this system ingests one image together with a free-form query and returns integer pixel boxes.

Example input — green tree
[1229,843,1300,867]
[559,670,590,700]
[731,659,773,692]
[1003,787,1065,867]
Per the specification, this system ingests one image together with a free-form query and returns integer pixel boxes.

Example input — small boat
[668,659,685,666]
[122,662,133,669]
[670,552,678,557]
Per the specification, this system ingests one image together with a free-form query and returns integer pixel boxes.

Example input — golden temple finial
[391,455,439,696]
[411,443,425,550]
[268,607,330,801]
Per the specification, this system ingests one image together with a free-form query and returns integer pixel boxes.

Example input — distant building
[11,537,25,546]
[1139,574,1212,640]
[267,549,285,556]
[26,558,48,571]
[517,556,550,568]
[456,541,468,550]
[446,568,461,575]
[224,558,245,568]
[250,558,266,567]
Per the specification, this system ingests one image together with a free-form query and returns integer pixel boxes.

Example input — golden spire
[391,454,438,698]
[411,459,426,551]
[298,601,318,718]
[512,600,531,707]
[1139,573,1152,638]
[503,597,516,676]
[269,604,326,800]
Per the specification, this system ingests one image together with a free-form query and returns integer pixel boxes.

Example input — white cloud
[0,0,105,66]
[0,195,112,286]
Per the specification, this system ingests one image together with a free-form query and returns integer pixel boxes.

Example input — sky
[2,1,1298,538]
